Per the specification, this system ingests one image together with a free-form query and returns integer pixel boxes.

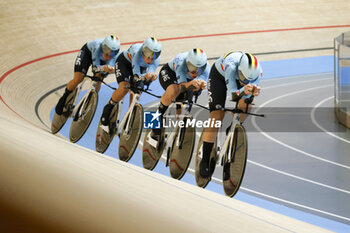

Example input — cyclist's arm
[89,42,101,68]
[107,50,121,66]
[132,56,142,76]
[89,40,113,74]
[197,62,211,81]
[224,65,244,99]
[176,62,191,88]
[178,78,193,90]
[141,57,160,81]
[147,56,160,73]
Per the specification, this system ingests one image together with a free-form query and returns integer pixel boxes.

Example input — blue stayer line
[50,56,349,233]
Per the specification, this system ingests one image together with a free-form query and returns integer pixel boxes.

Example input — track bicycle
[95,77,159,162]
[142,90,198,180]
[195,96,264,197]
[51,69,106,143]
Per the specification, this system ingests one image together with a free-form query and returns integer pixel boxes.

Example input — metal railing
[334,31,350,128]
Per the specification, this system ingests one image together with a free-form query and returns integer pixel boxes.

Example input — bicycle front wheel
[194,132,218,188]
[95,103,119,153]
[169,117,195,180]
[118,103,143,162]
[69,90,98,143]
[51,88,77,134]
[222,124,248,197]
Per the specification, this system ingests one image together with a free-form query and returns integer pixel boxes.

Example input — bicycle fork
[118,92,140,137]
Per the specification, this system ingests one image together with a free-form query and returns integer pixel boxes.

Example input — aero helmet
[102,35,120,55]
[238,53,260,84]
[186,48,207,73]
[142,37,162,60]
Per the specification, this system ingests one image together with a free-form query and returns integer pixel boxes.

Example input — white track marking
[248,160,350,194]
[190,165,350,222]
[239,186,350,222]
[260,73,332,83]
[145,140,350,194]
[310,96,350,144]
[261,77,332,90]
[252,84,350,170]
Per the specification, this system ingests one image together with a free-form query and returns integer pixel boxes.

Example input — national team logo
[143,110,161,129]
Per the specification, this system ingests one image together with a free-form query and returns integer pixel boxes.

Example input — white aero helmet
[238,53,260,84]
[186,48,207,73]
[142,37,162,60]
[102,35,120,56]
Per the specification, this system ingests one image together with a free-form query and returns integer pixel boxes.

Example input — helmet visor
[102,44,119,56]
[142,47,161,60]
[186,61,199,74]
[238,70,250,84]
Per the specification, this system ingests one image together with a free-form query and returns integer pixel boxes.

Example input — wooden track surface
[1,0,349,231]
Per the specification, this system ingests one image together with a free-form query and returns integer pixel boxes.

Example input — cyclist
[54,35,120,115]
[150,48,210,139]
[200,52,262,178]
[99,37,162,132]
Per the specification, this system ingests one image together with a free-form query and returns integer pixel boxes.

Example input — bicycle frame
[70,77,99,120]
[165,101,192,151]
[216,112,241,165]
[115,90,141,137]
[145,100,192,150]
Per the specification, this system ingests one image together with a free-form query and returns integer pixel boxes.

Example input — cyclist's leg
[238,97,253,123]
[200,65,227,177]
[101,54,132,126]
[151,64,178,137]
[55,44,91,115]
[94,72,109,93]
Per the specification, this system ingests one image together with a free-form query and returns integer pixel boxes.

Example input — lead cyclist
[200,52,262,178]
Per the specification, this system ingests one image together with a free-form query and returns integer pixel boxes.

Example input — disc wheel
[51,88,77,134]
[69,90,98,143]
[118,104,143,162]
[169,117,195,180]
[142,127,166,171]
[95,103,119,153]
[222,124,248,197]
[195,132,217,188]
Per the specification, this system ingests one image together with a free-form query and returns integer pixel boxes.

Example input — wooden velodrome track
[1,0,349,232]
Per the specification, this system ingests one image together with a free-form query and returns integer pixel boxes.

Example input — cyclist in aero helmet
[200,52,262,178]
[148,48,210,141]
[98,37,161,133]
[54,35,120,115]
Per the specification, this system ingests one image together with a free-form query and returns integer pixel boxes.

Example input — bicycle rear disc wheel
[95,103,119,153]
[51,88,77,134]
[222,124,247,197]
[169,117,195,180]
[69,90,98,143]
[142,128,166,171]
[118,104,143,162]
[195,132,217,188]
